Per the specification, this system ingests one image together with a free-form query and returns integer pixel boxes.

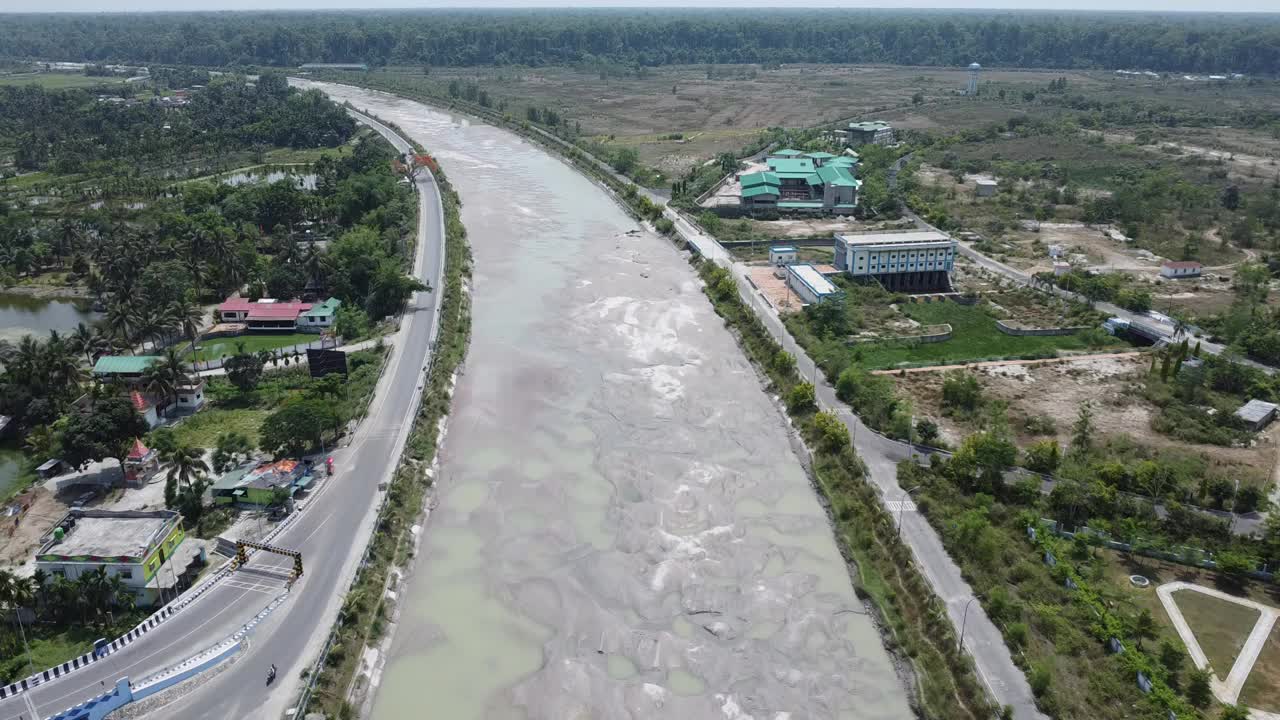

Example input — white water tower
[966,62,981,95]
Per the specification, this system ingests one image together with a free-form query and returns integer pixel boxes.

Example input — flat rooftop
[836,230,954,248]
[39,510,178,560]
[788,264,839,296]
[1236,399,1279,424]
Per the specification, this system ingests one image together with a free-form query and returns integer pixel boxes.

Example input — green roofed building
[740,150,861,214]
[93,355,161,381]
[299,297,341,332]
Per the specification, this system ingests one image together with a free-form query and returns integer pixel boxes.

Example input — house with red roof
[218,296,313,331]
[129,390,161,429]
[1160,260,1202,279]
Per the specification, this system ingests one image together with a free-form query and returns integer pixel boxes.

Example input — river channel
[304,82,911,720]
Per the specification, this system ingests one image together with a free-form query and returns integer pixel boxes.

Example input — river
[303,82,911,720]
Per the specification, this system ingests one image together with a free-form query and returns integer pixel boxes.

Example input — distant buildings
[36,509,194,606]
[833,230,957,292]
[1160,261,1202,279]
[298,63,369,71]
[845,121,894,148]
[785,264,841,305]
[739,150,861,214]
[974,177,999,197]
[299,297,342,331]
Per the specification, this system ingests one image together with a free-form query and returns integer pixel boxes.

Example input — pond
[0,293,98,346]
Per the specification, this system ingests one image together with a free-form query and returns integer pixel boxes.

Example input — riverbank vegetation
[299,138,471,720]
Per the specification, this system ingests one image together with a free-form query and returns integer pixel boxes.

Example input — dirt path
[1157,581,1280,713]
[870,350,1145,375]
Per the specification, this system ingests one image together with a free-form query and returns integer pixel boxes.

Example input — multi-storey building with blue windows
[833,230,957,292]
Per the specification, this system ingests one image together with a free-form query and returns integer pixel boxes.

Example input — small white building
[974,177,999,197]
[175,380,206,412]
[1160,260,1202,279]
[1053,262,1072,276]
[769,246,798,277]
[1048,244,1065,258]
[785,264,841,305]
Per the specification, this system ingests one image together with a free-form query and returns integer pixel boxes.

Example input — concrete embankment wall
[848,324,953,345]
[995,320,1088,336]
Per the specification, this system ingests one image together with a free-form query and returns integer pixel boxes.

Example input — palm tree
[24,425,58,459]
[106,302,138,353]
[45,331,85,402]
[69,322,109,367]
[142,348,188,417]
[169,298,204,357]
[165,442,208,492]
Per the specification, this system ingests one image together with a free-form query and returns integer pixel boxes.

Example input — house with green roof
[739,151,861,214]
[93,355,161,381]
[299,297,341,332]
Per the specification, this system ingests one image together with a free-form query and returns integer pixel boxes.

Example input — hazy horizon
[3,1,1277,13]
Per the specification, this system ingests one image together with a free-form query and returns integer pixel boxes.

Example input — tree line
[1,10,1278,75]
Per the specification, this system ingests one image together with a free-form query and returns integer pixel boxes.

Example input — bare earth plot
[892,354,1280,485]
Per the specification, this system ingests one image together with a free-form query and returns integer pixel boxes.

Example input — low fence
[995,320,1089,337]
[1044,520,1277,581]
[849,324,952,345]
[188,336,339,371]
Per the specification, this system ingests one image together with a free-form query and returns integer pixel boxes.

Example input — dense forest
[0,74,354,174]
[1,10,1279,74]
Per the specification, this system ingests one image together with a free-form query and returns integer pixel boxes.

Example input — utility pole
[958,595,982,651]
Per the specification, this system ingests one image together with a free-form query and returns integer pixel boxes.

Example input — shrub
[1023,414,1057,436]
[941,371,983,415]
[787,382,816,413]
[813,411,849,453]
[1024,440,1061,474]
[1029,662,1052,696]
[1007,621,1029,648]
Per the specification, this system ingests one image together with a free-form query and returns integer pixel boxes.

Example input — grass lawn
[856,300,1122,369]
[170,407,269,448]
[0,73,127,89]
[1240,622,1280,712]
[193,333,317,362]
[0,610,147,684]
[1172,588,1260,678]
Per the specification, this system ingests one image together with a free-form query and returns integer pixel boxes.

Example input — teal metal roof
[93,355,161,375]
[771,149,803,157]
[742,185,780,199]
[767,158,816,174]
[806,174,824,186]
[301,297,342,319]
[805,151,837,160]
[739,171,779,189]
[817,165,858,187]
[827,157,858,168]
[778,201,824,208]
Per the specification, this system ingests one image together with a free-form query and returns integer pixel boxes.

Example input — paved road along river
[307,82,911,720]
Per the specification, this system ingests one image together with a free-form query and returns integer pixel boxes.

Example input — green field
[169,407,269,449]
[856,300,1121,369]
[0,72,127,89]
[193,333,316,362]
[1172,589,1260,678]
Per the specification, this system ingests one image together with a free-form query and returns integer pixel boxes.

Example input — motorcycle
[267,664,277,685]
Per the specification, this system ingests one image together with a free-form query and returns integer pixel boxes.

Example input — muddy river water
[305,82,910,720]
